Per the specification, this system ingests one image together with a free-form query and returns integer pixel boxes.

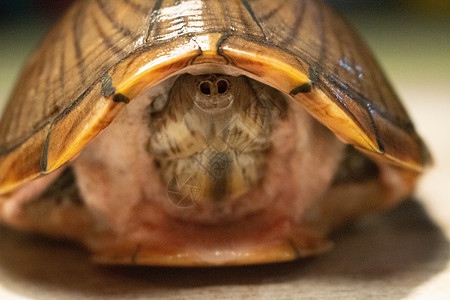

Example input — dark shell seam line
[321,73,385,153]
[239,0,268,41]
[215,32,233,64]
[40,81,97,173]
[190,38,205,64]
[40,127,51,173]
[146,0,165,42]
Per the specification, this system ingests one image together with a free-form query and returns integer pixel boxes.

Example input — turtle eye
[216,79,229,94]
[199,81,212,95]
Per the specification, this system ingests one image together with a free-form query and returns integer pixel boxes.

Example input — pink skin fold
[0,85,415,266]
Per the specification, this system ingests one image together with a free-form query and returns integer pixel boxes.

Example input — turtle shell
[0,0,429,195]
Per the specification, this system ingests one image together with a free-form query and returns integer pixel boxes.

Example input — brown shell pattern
[0,0,430,194]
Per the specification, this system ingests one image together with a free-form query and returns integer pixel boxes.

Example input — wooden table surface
[0,10,449,300]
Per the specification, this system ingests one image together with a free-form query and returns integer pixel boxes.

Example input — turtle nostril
[217,79,229,94]
[199,81,212,95]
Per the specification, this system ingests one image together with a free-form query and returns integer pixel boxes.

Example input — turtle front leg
[300,146,419,236]
[0,167,98,241]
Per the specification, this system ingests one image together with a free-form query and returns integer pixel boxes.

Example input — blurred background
[0,1,449,299]
[1,0,450,18]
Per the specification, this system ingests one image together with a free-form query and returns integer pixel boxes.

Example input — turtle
[0,0,430,266]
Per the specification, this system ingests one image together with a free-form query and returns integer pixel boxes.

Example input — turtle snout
[198,77,230,96]
[195,77,233,110]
